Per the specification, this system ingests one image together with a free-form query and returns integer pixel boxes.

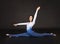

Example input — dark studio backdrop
[0,0,59,31]
[0,0,60,44]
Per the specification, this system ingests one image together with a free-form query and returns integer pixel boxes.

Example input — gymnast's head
[29,16,33,22]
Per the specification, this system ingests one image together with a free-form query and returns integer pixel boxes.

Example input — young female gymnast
[6,6,56,37]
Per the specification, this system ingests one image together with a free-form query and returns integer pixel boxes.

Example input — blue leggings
[9,28,53,37]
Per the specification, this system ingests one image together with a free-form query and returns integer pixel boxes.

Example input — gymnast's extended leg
[6,33,30,37]
[27,28,56,37]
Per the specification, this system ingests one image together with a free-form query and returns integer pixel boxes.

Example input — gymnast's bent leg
[6,33,30,37]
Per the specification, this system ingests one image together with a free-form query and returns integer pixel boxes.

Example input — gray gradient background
[0,0,59,29]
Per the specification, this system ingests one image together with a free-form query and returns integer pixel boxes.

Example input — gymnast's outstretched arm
[33,6,40,24]
[13,22,29,26]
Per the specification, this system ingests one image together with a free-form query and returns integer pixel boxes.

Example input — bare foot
[50,33,56,36]
[6,34,10,36]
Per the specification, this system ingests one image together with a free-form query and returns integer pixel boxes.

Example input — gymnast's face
[29,16,33,22]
